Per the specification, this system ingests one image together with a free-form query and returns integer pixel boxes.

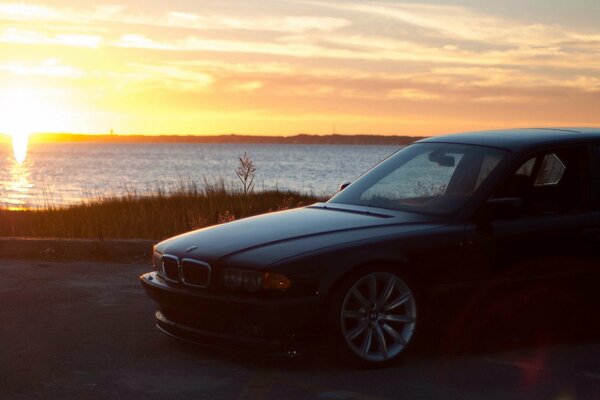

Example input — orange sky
[1,0,600,136]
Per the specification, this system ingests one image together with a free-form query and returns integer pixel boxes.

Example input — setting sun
[0,88,31,163]
[0,86,75,162]
[11,131,27,163]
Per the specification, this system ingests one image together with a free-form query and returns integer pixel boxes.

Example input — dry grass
[0,181,324,240]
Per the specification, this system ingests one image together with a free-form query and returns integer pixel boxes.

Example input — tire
[326,267,418,367]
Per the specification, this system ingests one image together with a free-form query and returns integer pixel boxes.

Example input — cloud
[0,2,351,37]
[0,27,102,47]
[470,95,540,104]
[0,58,84,78]
[387,88,441,101]
[115,34,175,50]
[303,1,565,46]
[230,81,263,92]
[165,12,350,33]
[55,34,103,48]
[303,0,600,66]
[1,0,599,133]
[0,2,62,20]
[2,1,599,71]
[122,63,214,91]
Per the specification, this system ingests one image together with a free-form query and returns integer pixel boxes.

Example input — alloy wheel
[340,272,416,362]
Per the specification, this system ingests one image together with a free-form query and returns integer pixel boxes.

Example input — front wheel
[328,269,418,366]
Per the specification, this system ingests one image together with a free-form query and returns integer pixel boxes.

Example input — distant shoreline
[1,133,425,146]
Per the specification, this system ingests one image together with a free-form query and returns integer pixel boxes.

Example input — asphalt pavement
[1,258,600,400]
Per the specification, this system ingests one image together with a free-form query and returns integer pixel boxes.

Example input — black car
[141,128,600,366]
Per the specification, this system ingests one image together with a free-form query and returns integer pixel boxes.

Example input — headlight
[222,268,291,292]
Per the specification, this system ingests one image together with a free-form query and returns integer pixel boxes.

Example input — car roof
[418,128,600,152]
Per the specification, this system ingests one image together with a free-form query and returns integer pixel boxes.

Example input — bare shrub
[413,182,447,197]
[235,152,256,195]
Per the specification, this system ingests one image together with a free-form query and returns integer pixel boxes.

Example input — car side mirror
[428,152,455,167]
[339,181,351,191]
[480,197,523,220]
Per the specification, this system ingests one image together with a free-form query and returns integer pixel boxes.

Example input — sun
[0,86,70,163]
[12,130,29,164]
[0,88,33,163]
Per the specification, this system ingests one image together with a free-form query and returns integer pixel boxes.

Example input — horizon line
[0,132,424,137]
[0,132,427,145]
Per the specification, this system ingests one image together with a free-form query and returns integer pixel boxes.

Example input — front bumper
[140,272,324,352]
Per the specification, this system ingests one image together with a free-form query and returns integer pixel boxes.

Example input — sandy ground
[1,258,600,400]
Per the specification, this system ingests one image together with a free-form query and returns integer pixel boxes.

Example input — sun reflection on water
[3,155,34,210]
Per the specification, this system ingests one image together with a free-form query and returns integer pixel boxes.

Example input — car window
[493,147,585,217]
[534,153,566,186]
[360,150,463,202]
[516,157,536,177]
[330,143,508,215]
[474,152,504,189]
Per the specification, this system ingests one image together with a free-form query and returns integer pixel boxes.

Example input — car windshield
[329,143,508,215]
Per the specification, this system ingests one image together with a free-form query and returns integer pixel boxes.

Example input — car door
[457,144,600,342]
[466,144,600,296]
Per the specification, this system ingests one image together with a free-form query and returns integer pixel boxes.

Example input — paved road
[1,259,600,399]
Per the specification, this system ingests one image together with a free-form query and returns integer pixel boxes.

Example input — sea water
[0,142,400,208]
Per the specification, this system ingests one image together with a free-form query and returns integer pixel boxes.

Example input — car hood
[155,203,436,267]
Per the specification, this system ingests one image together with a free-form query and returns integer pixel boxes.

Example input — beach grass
[0,181,325,240]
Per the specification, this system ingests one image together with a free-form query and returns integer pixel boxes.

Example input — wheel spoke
[351,287,370,308]
[346,321,368,341]
[377,277,396,308]
[382,323,407,345]
[368,274,377,303]
[384,292,411,312]
[343,310,364,319]
[382,314,415,323]
[360,328,373,356]
[374,325,388,360]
